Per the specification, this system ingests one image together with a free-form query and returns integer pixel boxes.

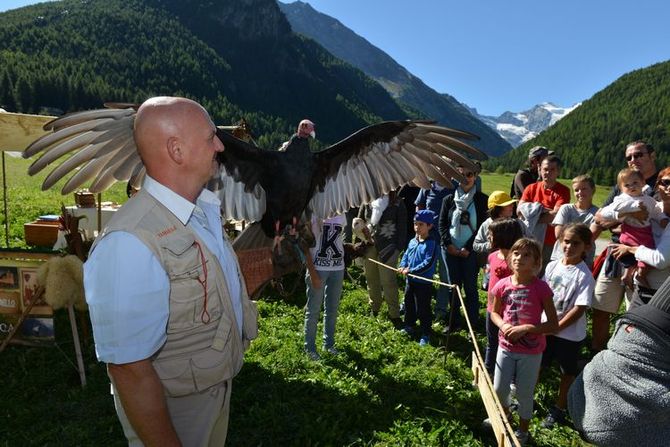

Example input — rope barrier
[367,257,521,447]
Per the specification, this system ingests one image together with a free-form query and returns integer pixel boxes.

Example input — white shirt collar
[143,176,221,225]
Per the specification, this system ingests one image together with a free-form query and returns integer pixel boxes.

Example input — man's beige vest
[91,190,258,397]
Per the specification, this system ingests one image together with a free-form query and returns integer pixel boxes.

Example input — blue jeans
[435,252,451,320]
[403,280,433,337]
[444,248,480,330]
[304,269,344,352]
[431,228,450,320]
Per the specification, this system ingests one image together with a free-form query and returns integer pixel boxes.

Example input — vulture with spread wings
[23,103,487,249]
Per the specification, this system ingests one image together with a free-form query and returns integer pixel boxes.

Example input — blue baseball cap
[414,209,436,224]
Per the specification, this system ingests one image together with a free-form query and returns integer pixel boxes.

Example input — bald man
[84,97,258,446]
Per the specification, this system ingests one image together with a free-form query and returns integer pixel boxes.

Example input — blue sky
[4,0,670,116]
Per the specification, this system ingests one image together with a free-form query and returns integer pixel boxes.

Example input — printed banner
[0,253,54,346]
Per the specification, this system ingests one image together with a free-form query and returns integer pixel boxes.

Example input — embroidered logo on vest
[157,226,177,238]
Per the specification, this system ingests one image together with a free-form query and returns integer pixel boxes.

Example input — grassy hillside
[488,60,670,185]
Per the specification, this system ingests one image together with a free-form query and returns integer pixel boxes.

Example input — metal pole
[2,152,9,247]
[97,193,102,235]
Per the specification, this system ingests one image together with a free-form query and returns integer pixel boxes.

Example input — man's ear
[166,136,183,164]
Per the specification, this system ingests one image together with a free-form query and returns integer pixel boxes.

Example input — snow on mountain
[467,102,580,147]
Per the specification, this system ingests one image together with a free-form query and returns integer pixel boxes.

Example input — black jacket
[438,190,489,251]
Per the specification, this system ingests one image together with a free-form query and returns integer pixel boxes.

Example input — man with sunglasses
[601,141,659,205]
[591,140,660,353]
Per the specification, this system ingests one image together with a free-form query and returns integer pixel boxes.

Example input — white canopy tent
[0,111,56,246]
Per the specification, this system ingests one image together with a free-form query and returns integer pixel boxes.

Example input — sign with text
[0,253,54,346]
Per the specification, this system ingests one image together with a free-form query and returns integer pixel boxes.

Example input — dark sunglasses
[658,178,670,188]
[463,172,475,178]
[625,152,647,162]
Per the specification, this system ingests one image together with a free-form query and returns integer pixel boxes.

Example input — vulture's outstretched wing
[22,105,260,223]
[309,120,487,218]
[23,104,144,194]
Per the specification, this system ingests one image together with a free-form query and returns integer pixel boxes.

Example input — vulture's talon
[272,235,284,255]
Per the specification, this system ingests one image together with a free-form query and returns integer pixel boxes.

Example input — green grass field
[0,275,591,446]
[0,157,595,445]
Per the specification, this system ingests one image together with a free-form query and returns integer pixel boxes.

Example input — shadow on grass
[0,310,125,446]
[229,341,491,446]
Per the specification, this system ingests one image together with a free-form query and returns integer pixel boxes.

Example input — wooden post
[68,304,87,387]
[2,151,8,248]
[471,354,521,447]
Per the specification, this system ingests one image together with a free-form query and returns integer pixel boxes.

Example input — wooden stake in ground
[67,304,87,387]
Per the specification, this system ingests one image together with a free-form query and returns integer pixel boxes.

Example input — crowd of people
[82,96,668,446]
[311,141,670,446]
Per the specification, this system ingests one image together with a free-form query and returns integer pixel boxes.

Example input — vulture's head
[297,119,316,139]
[352,217,373,244]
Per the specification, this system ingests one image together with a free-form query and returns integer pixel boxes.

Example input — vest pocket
[163,236,216,332]
[154,349,234,397]
[167,264,208,332]
[153,357,194,397]
[190,348,234,392]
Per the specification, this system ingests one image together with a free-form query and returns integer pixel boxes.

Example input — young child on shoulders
[551,175,599,268]
[484,218,525,377]
[398,210,439,347]
[540,223,596,429]
[489,238,559,446]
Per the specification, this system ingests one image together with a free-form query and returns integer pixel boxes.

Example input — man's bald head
[134,97,206,164]
[133,96,223,202]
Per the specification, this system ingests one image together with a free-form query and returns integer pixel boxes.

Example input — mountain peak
[279,0,512,156]
[468,102,580,147]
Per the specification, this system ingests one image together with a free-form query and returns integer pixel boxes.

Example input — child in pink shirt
[484,218,524,377]
[489,238,559,445]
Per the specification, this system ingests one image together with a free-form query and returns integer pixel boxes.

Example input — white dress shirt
[84,176,243,364]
